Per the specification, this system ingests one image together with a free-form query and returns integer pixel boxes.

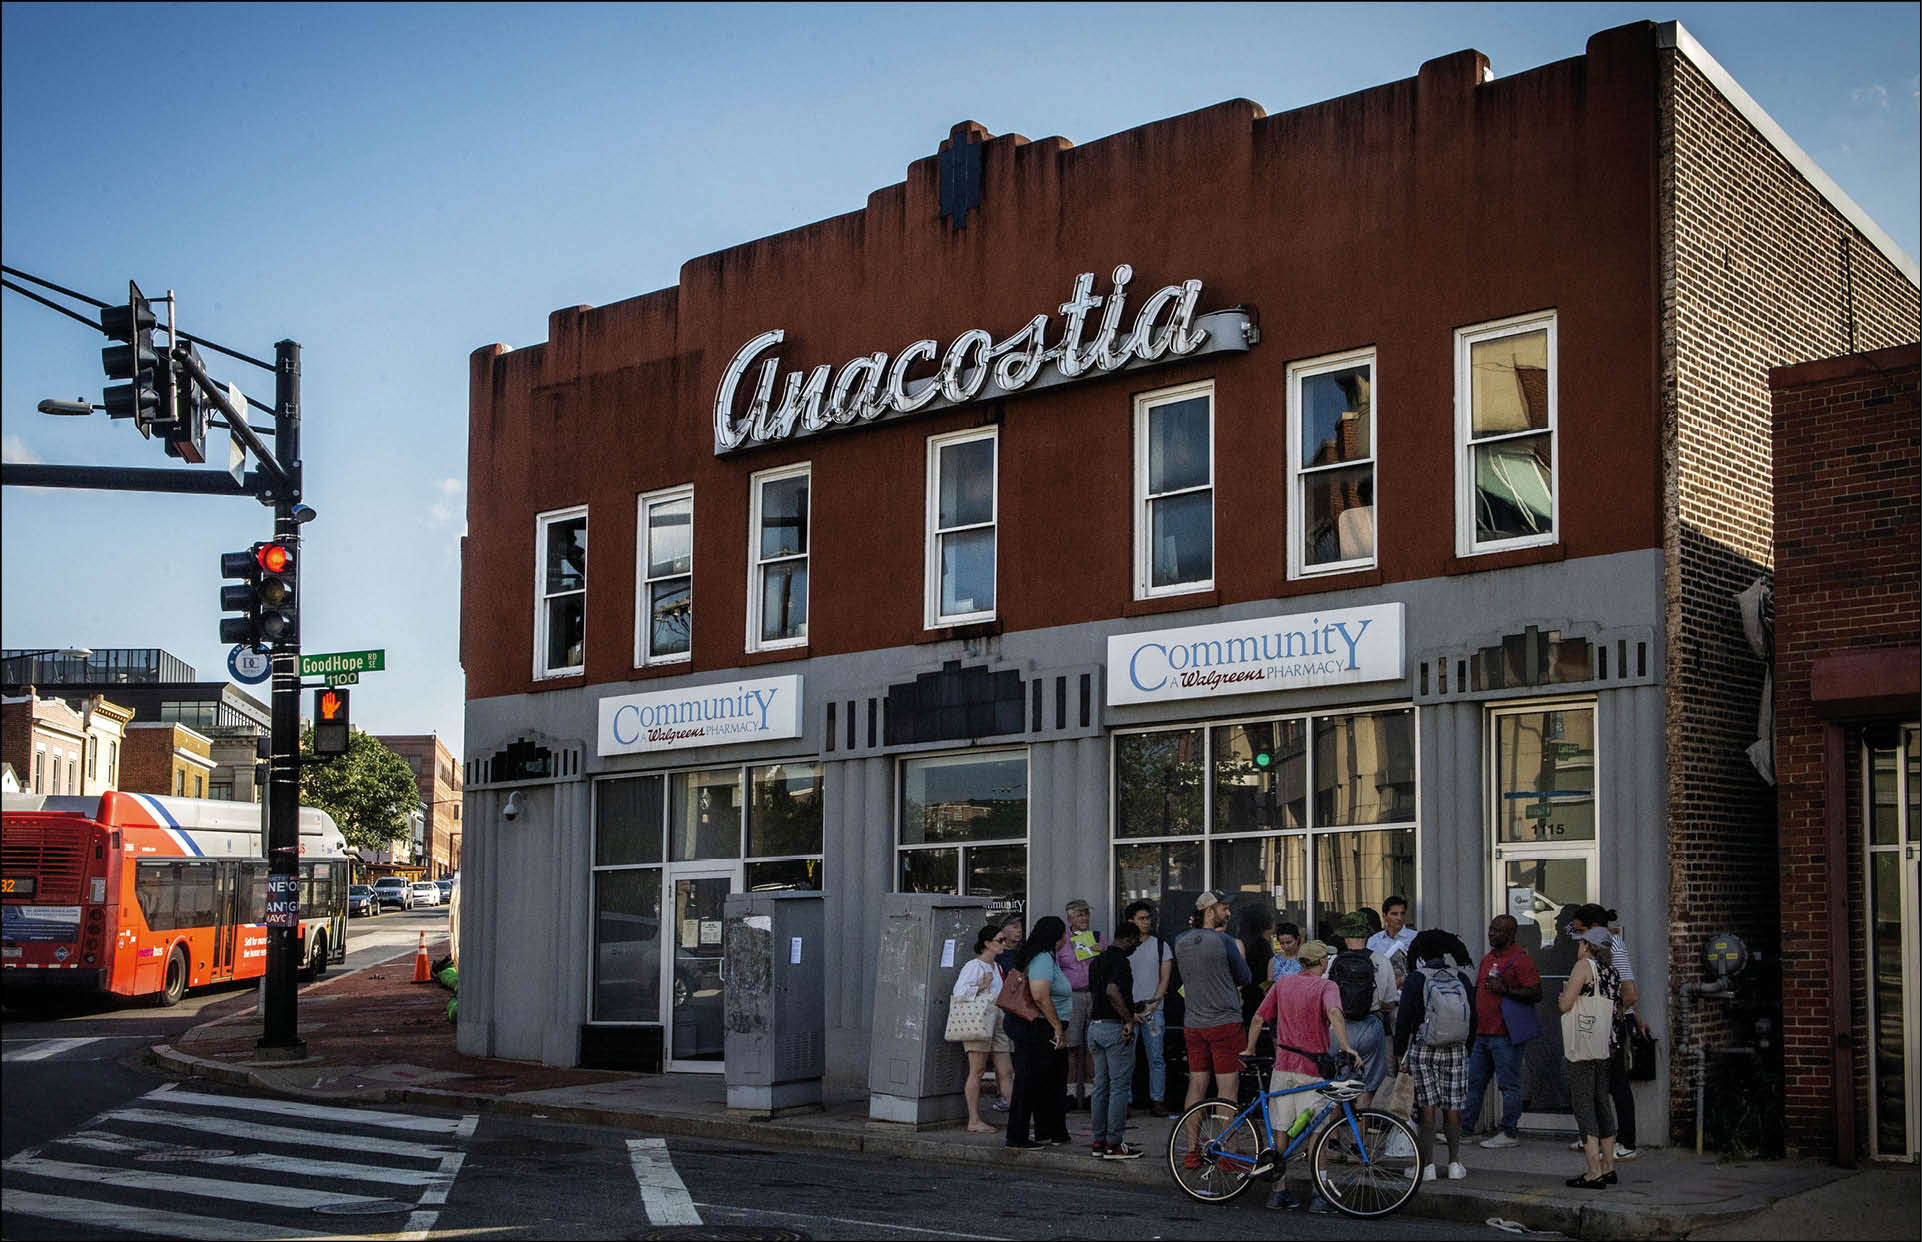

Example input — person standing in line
[1368,895,1417,986]
[1054,898,1104,1110]
[1123,899,1173,1114]
[1269,921,1306,982]
[1243,939,1357,1212]
[1558,927,1621,1188]
[1174,890,1252,1165]
[1467,914,1541,1148]
[1004,916,1073,1151]
[1394,929,1478,1182]
[1327,910,1398,1106]
[993,912,1024,973]
[1086,921,1144,1159]
[1570,903,1645,1160]
[954,923,1015,1132]
[1231,900,1274,1021]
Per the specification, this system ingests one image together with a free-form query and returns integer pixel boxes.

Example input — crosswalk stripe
[155,1087,466,1133]
[57,1131,454,1187]
[103,1108,456,1160]
[6,1155,395,1210]
[4,1037,101,1062]
[627,1137,700,1226]
[0,1190,328,1241]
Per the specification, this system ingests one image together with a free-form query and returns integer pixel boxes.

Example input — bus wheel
[304,931,328,981]
[154,946,188,1008]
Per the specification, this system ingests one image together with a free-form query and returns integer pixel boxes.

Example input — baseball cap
[1333,910,1372,940]
[1581,926,1612,946]
[1297,939,1332,964]
[1194,890,1226,911]
[1065,898,1091,912]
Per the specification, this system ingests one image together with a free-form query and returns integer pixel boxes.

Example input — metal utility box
[723,891,826,1114]
[866,891,989,1125]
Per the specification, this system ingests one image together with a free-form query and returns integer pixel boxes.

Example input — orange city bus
[1,791,348,1007]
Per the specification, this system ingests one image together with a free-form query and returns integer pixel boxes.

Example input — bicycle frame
[1203,1078,1371,1172]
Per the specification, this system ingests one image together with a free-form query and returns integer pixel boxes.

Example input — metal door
[665,864,740,1072]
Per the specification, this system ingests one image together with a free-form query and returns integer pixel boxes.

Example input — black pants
[1607,1021,1637,1148]
[1006,1015,1068,1145]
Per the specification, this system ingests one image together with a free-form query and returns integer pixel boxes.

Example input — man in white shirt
[1366,894,1417,965]
[1123,899,1174,1113]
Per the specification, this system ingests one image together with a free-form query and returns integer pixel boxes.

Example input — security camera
[502,791,523,822]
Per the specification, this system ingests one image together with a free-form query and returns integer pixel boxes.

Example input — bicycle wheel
[1310,1107,1422,1219]
[1166,1098,1264,1203]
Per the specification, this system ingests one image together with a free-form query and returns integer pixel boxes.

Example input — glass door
[1865,725,1920,1160]
[665,864,739,1072]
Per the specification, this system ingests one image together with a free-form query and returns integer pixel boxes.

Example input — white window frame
[534,504,588,680]
[924,427,998,628]
[1455,310,1559,557]
[1134,379,1216,599]
[635,485,694,667]
[747,462,811,652]
[1288,347,1378,579]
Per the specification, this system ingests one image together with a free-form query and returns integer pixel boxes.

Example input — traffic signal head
[313,688,350,757]
[160,343,206,463]
[219,541,297,648]
[100,281,160,437]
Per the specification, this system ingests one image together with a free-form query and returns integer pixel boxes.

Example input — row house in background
[0,689,133,797]
[377,733,464,878]
[456,21,1918,1155]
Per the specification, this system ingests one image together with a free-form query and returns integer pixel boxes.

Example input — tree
[299,728,420,855]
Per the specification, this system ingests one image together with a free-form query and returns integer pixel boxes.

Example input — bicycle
[1166,1052,1421,1219]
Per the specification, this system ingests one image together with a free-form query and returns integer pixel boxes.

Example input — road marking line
[695,1202,1013,1240]
[57,1131,452,1186]
[627,1137,701,1226]
[4,1037,100,1061]
[6,1155,392,1209]
[398,1208,440,1239]
[0,1190,325,1241]
[155,1087,466,1133]
[104,1108,455,1160]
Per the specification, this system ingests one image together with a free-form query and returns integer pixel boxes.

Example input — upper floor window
[1289,349,1376,576]
[749,464,809,650]
[637,486,693,665]
[1135,381,1214,597]
[535,506,587,678]
[926,428,997,626]
[1457,312,1557,555]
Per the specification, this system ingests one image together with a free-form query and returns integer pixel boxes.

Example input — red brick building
[1771,344,1920,1164]
[457,18,1918,1134]
[377,733,463,878]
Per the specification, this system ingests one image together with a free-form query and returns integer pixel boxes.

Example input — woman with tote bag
[950,924,1016,1131]
[1558,927,1622,1189]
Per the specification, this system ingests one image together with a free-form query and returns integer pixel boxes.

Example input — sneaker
[1384,1131,1416,1159]
[1447,1161,1468,1180]
[1307,1194,1338,1214]
[1480,1132,1521,1149]
[1266,1187,1301,1210]
[991,1097,1011,1112]
[1042,1136,1071,1146]
[1148,1098,1167,1115]
[1104,1143,1143,1160]
[1601,1170,1618,1185]
[1613,1145,1637,1161]
[1422,1164,1438,1182]
[1006,1139,1046,1150]
[1090,1143,1108,1157]
[1567,1138,1585,1152]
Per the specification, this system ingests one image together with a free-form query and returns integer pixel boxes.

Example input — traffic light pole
[259,339,304,1057]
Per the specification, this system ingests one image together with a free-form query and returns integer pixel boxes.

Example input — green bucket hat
[1333,910,1373,941]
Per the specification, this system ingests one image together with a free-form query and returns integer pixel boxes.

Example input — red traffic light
[256,543,293,574]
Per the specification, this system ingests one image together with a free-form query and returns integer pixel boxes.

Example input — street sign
[300,649,384,678]
[325,671,359,686]
[227,644,270,684]
[226,383,249,484]
[265,874,299,927]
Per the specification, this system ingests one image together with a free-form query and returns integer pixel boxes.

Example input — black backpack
[1328,948,1378,1020]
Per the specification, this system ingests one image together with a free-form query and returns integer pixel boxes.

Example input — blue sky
[3,3,1916,755]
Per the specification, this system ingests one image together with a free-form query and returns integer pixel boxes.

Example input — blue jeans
[1129,1006,1167,1103]
[1088,1019,1134,1147]
[1464,1033,1525,1136]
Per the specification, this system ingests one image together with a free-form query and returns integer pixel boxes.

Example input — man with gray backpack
[1393,928,1478,1182]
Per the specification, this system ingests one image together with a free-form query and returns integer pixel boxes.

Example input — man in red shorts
[1173,890,1251,1163]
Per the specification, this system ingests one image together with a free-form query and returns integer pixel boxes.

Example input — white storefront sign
[598,675,803,756]
[1107,603,1405,706]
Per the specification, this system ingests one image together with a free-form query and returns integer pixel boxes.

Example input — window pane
[759,562,807,643]
[1312,828,1415,942]
[1473,435,1553,543]
[1302,465,1375,567]
[545,594,584,670]
[900,848,959,893]
[1113,841,1204,940]
[597,775,663,866]
[647,498,691,578]
[938,438,994,528]
[1211,834,1308,939]
[544,516,586,593]
[593,868,662,1022]
[669,769,742,861]
[1870,849,1909,1155]
[746,858,822,892]
[939,529,995,617]
[964,844,1027,916]
[1470,328,1549,435]
[758,475,809,559]
[748,763,823,857]
[1869,741,1899,846]
[648,580,691,657]
[1212,720,1306,833]
[1114,730,1204,838]
[1314,709,1416,826]
[1300,365,1371,463]
[1494,708,1596,843]
[1150,490,1212,587]
[1147,396,1210,493]
[900,752,1027,845]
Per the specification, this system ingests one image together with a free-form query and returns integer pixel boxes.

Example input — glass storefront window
[746,857,822,892]
[1213,720,1306,832]
[1212,833,1308,939]
[1313,828,1415,943]
[592,867,662,1023]
[671,769,743,861]
[597,775,664,866]
[1314,708,1415,826]
[1494,707,1596,843]
[898,750,1028,918]
[1115,729,1204,838]
[748,763,822,857]
[900,847,959,894]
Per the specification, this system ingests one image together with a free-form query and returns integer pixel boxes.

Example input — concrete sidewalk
[145,942,1911,1240]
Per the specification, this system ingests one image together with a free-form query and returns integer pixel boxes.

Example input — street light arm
[174,348,290,494]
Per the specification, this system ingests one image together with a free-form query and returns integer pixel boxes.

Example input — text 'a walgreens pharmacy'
[1106,604,1405,707]
[598,675,803,756]
[712,266,1256,455]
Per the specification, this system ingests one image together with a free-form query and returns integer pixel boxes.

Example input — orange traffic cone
[412,930,432,984]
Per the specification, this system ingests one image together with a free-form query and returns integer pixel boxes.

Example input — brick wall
[1772,345,1919,1158]
[1659,48,1920,1141]
[121,724,214,797]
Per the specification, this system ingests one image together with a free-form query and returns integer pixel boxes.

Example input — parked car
[348,884,380,918]
[410,880,441,907]
[372,877,413,910]
[435,878,454,902]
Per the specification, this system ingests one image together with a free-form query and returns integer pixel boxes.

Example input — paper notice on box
[790,937,803,965]
[941,938,957,968]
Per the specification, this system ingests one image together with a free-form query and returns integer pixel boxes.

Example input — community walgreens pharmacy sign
[598,675,803,756]
[1106,604,1404,706]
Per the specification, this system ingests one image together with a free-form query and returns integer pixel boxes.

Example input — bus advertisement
[1,791,348,1007]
